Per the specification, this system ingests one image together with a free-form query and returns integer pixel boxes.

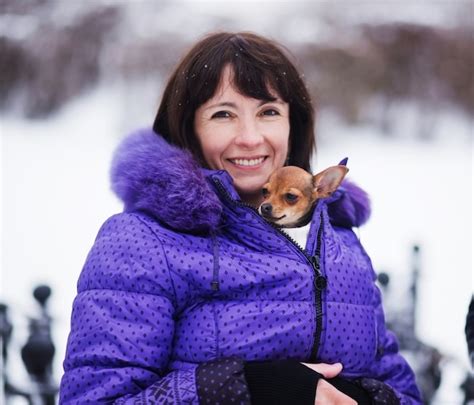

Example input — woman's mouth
[228,156,267,168]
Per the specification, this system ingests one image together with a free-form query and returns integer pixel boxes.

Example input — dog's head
[259,165,348,227]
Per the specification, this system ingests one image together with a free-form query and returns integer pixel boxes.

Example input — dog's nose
[261,203,272,215]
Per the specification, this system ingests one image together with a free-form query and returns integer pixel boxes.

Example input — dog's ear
[312,166,349,199]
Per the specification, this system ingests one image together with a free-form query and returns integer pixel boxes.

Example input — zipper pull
[311,255,320,269]
[311,256,327,290]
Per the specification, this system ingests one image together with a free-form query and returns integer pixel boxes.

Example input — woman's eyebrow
[205,102,237,110]
[205,99,286,111]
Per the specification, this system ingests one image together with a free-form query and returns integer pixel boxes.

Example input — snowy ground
[1,84,472,403]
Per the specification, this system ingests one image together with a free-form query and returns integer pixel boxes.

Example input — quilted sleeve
[59,213,249,404]
[366,284,423,405]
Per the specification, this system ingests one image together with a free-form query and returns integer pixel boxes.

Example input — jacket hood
[110,128,371,232]
[326,180,371,228]
[110,128,222,233]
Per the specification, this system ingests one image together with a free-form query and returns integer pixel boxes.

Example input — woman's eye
[211,111,231,119]
[262,109,279,117]
[285,193,298,203]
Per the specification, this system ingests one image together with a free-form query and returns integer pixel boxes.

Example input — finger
[301,362,343,378]
[315,379,357,405]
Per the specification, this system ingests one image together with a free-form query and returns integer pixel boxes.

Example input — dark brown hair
[153,32,315,171]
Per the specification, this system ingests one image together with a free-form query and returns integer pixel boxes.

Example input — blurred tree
[0,1,120,117]
[0,1,472,135]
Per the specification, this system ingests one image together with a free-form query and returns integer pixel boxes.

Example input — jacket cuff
[243,359,321,405]
[356,378,401,405]
[196,357,251,404]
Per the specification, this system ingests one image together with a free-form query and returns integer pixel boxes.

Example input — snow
[1,86,124,396]
[1,82,472,402]
[1,0,473,401]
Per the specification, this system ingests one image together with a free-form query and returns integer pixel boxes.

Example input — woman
[60,32,421,404]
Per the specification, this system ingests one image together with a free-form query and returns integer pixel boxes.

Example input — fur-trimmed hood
[110,128,370,233]
[110,128,222,233]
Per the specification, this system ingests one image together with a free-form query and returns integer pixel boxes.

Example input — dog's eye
[285,193,298,203]
[262,188,270,197]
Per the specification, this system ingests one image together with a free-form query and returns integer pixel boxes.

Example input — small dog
[258,164,349,228]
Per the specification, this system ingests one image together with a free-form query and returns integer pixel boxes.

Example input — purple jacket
[60,128,421,404]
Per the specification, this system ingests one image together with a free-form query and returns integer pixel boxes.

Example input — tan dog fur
[258,165,349,228]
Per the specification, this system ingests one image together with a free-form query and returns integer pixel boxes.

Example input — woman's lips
[227,156,268,169]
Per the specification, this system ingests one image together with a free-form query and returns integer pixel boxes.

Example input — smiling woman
[153,32,315,172]
[59,31,422,404]
[194,65,290,206]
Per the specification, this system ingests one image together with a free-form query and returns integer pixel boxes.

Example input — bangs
[153,31,315,171]
[185,35,293,109]
[230,59,282,102]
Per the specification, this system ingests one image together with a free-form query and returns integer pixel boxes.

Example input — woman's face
[194,65,290,206]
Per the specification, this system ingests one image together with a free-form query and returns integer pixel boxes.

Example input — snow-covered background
[1,1,472,403]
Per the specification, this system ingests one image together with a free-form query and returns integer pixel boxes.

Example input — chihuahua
[258,164,349,228]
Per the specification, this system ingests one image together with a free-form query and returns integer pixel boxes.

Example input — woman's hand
[300,362,343,378]
[300,362,357,405]
[314,379,357,405]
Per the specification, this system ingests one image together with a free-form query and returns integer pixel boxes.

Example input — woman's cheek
[204,142,225,170]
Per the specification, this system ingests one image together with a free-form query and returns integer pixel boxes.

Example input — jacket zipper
[210,230,220,291]
[309,217,326,361]
[211,177,326,361]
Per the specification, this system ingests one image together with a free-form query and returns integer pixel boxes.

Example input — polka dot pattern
[359,378,401,404]
[60,194,420,403]
[196,357,250,404]
[314,211,379,371]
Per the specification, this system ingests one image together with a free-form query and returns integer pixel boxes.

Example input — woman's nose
[234,118,264,148]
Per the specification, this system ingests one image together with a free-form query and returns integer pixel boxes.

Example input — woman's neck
[240,192,263,208]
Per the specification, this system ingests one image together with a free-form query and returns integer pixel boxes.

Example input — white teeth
[231,157,265,166]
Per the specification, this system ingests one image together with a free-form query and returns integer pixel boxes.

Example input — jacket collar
[110,128,371,233]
